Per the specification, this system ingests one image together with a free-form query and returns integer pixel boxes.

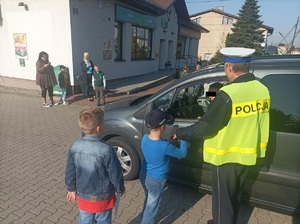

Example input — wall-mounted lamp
[98,0,111,8]
[171,32,176,35]
[18,2,29,11]
[163,29,167,33]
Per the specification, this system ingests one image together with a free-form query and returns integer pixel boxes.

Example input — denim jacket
[65,136,125,201]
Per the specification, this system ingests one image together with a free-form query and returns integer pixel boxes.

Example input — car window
[152,90,175,111]
[261,74,300,134]
[168,83,207,119]
[155,81,226,120]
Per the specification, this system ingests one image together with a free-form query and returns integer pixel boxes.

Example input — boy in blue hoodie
[140,109,188,224]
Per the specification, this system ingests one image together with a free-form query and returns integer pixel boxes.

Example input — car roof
[148,55,300,103]
[188,54,300,80]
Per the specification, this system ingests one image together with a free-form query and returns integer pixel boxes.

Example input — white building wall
[70,0,116,80]
[155,7,178,71]
[0,0,73,82]
[0,0,180,86]
[70,0,178,80]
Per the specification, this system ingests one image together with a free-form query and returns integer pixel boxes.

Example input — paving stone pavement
[0,87,299,224]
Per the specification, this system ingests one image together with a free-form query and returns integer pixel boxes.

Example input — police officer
[173,47,270,224]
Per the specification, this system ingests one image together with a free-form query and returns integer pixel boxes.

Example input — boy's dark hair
[209,82,223,91]
[60,65,66,70]
[78,108,104,135]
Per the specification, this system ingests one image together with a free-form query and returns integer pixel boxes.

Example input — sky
[185,0,300,48]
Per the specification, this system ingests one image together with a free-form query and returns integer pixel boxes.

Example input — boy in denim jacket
[65,108,125,224]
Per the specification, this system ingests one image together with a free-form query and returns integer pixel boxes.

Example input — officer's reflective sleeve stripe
[260,142,267,149]
[204,142,267,155]
[232,99,270,118]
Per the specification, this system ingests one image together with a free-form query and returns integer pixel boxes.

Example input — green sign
[161,19,168,29]
[116,5,156,28]
[19,59,25,67]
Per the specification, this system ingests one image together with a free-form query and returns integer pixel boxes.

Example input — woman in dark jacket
[36,51,58,108]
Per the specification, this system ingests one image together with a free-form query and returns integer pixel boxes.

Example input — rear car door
[243,74,300,214]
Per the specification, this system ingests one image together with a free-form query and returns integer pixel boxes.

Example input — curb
[0,85,40,97]
[0,74,176,97]
[126,74,176,95]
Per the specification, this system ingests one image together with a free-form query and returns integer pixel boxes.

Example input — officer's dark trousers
[211,163,249,224]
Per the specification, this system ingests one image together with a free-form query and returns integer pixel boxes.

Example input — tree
[225,0,265,55]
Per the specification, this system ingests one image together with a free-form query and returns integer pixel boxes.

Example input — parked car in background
[99,55,300,216]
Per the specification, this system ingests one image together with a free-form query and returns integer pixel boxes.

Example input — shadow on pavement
[129,183,206,224]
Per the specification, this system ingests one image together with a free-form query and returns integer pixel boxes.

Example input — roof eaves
[190,8,239,19]
[190,8,274,35]
[174,0,190,22]
[144,0,176,11]
[178,18,209,33]
[261,25,274,34]
[174,0,210,32]
[189,20,209,33]
[116,0,166,16]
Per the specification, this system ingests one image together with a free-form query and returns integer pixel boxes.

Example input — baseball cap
[220,47,255,63]
[145,109,174,129]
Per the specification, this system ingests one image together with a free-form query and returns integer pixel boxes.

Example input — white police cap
[220,47,255,63]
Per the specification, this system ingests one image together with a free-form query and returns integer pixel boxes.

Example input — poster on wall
[102,38,112,61]
[13,33,28,59]
[19,59,25,67]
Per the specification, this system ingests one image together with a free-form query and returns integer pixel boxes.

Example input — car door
[150,76,228,189]
[243,74,300,214]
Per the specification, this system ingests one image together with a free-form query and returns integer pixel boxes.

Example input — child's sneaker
[50,101,59,106]
[63,101,69,105]
[43,103,51,108]
[96,103,101,107]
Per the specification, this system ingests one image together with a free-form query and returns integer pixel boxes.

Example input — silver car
[100,55,300,216]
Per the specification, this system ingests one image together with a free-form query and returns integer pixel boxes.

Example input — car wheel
[107,136,140,181]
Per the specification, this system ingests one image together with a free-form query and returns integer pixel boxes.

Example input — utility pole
[289,16,299,54]
[278,17,300,55]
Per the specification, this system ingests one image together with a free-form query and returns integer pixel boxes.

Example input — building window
[131,25,152,59]
[193,17,201,24]
[114,22,122,60]
[204,53,212,61]
[222,16,233,25]
[176,36,186,57]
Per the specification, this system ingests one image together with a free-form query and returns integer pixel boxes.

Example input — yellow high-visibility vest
[204,80,270,166]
